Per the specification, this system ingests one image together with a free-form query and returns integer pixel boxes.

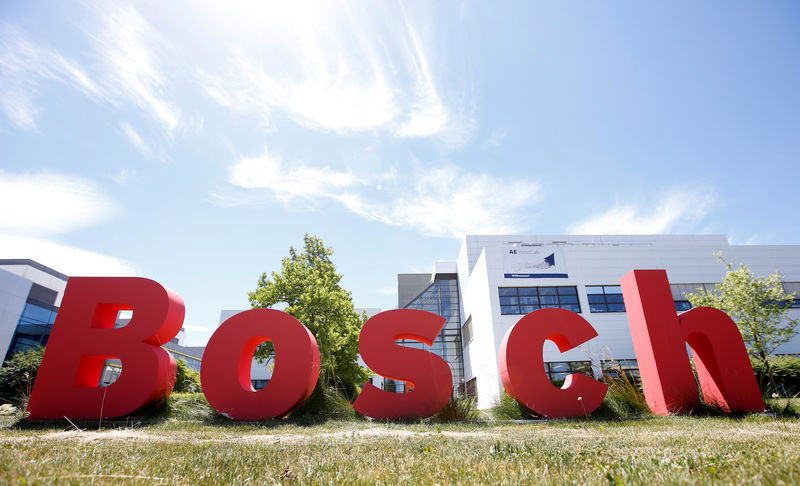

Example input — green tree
[248,234,369,395]
[687,253,798,391]
[0,346,44,407]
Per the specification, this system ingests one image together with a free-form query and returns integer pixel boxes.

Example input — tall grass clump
[434,394,481,421]
[289,383,360,423]
[165,392,221,422]
[593,367,650,418]
[489,392,534,420]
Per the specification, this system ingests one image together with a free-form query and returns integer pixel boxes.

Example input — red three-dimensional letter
[353,309,452,419]
[499,308,608,418]
[620,270,764,415]
[201,309,320,420]
[26,278,184,419]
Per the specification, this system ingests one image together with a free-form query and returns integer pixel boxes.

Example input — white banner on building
[502,244,568,278]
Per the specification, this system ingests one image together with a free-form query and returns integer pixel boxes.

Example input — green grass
[1,394,799,484]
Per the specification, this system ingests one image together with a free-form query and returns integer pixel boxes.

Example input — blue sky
[2,1,799,345]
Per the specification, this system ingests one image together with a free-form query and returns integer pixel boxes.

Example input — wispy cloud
[482,129,507,149]
[109,168,133,185]
[0,23,101,129]
[120,121,165,160]
[0,170,117,236]
[221,148,540,238]
[87,1,181,135]
[0,233,136,276]
[198,2,469,141]
[2,6,180,143]
[340,167,540,237]
[226,149,361,204]
[568,188,716,234]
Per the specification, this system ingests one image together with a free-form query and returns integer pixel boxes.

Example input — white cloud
[0,170,117,237]
[335,167,541,238]
[87,2,181,134]
[197,2,468,141]
[224,149,540,238]
[227,149,360,203]
[0,233,137,276]
[568,188,716,235]
[0,23,101,129]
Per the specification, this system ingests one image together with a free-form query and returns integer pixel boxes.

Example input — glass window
[602,359,640,378]
[461,316,473,343]
[402,278,466,396]
[585,285,626,313]
[784,283,800,308]
[544,361,592,382]
[497,287,582,314]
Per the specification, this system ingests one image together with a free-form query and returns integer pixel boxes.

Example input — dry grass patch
[1,416,798,484]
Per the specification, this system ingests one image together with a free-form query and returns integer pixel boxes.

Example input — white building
[398,235,800,409]
[0,260,68,365]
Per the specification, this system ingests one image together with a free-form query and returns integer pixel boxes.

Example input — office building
[0,260,68,364]
[398,235,800,409]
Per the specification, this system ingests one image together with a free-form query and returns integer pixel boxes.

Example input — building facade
[0,260,68,364]
[398,235,800,409]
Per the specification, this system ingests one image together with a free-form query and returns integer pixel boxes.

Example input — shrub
[751,355,800,397]
[174,358,201,393]
[0,346,44,408]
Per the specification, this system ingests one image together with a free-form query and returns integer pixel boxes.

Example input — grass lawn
[1,396,799,484]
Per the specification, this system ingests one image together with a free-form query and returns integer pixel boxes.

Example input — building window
[544,361,592,382]
[586,285,625,313]
[601,359,640,378]
[462,316,473,343]
[100,362,122,386]
[498,286,581,315]
[251,379,270,390]
[402,277,466,396]
[783,283,800,308]
[465,377,477,399]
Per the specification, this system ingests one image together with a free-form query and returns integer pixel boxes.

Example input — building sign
[503,243,568,278]
[25,270,764,421]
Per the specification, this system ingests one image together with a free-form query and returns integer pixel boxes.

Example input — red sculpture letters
[620,270,764,414]
[201,309,320,420]
[499,308,608,418]
[26,277,184,419]
[25,270,765,420]
[353,309,453,419]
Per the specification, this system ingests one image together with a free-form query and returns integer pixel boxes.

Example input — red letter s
[353,309,452,419]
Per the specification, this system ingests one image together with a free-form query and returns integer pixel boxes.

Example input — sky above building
[2,1,799,345]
